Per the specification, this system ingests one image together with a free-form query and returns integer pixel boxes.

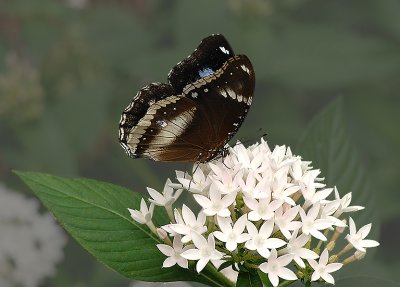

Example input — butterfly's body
[119,34,255,162]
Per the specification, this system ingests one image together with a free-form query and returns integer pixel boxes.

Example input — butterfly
[118,34,255,162]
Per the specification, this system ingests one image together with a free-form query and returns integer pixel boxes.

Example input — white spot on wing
[240,64,250,74]
[120,114,126,125]
[219,46,230,54]
[157,120,167,128]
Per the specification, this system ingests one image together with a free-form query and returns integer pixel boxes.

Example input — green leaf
[236,270,263,287]
[296,98,382,283]
[14,171,233,287]
[297,98,379,232]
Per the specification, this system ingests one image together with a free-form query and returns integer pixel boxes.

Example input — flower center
[228,232,236,241]
[201,248,212,258]
[255,237,265,247]
[212,203,221,211]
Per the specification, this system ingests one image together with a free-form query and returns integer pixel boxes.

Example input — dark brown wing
[168,34,234,93]
[181,55,255,160]
[121,94,216,162]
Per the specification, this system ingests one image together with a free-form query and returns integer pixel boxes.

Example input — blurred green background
[0,0,399,286]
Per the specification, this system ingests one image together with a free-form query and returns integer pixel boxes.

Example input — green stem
[203,263,235,287]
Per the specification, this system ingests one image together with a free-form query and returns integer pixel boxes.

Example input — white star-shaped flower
[237,171,270,199]
[168,204,207,243]
[299,170,326,200]
[128,198,154,224]
[156,235,192,268]
[304,188,334,205]
[213,214,250,251]
[176,167,212,194]
[308,249,343,285]
[273,206,302,240]
[299,203,333,241]
[280,229,318,268]
[333,188,364,217]
[289,158,309,182]
[244,197,282,221]
[319,200,347,227]
[259,249,297,287]
[193,184,236,217]
[147,179,182,206]
[345,217,379,252]
[245,221,286,258]
[231,143,266,174]
[181,232,223,273]
[209,162,240,195]
[271,167,299,205]
[269,145,298,171]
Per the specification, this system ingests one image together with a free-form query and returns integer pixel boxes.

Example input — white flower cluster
[128,139,379,286]
[0,184,67,287]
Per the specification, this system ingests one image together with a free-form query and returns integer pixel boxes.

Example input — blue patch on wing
[198,67,214,78]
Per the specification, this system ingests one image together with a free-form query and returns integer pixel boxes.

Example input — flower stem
[203,263,235,287]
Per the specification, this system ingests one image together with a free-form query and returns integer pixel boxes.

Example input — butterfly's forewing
[168,34,234,93]
[181,55,255,159]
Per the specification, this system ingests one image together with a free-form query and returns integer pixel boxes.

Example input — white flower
[269,145,297,171]
[175,168,211,193]
[299,170,326,201]
[168,205,207,243]
[319,200,347,228]
[308,249,343,284]
[181,232,223,273]
[280,229,318,268]
[289,158,310,182]
[209,163,240,195]
[271,167,300,206]
[156,235,192,268]
[193,184,236,217]
[237,171,267,198]
[304,187,334,205]
[128,198,154,224]
[273,206,302,239]
[333,188,364,217]
[345,217,379,252]
[230,143,265,173]
[147,179,182,206]
[244,197,282,221]
[259,249,297,287]
[245,221,286,258]
[299,203,333,241]
[0,184,66,287]
[127,138,378,285]
[214,214,250,251]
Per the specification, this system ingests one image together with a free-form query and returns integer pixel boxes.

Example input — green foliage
[236,270,263,287]
[14,171,232,287]
[297,98,379,234]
